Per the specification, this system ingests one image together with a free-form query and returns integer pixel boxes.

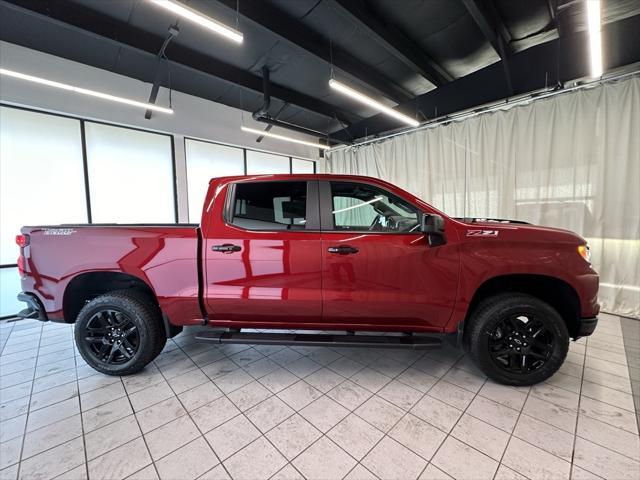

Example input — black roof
[1,0,638,142]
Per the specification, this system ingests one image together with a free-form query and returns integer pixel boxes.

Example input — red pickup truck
[16,174,599,385]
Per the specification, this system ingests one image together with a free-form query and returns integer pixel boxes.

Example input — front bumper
[577,316,598,337]
[16,292,48,321]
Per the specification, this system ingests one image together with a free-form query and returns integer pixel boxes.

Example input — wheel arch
[63,271,156,323]
[462,274,581,342]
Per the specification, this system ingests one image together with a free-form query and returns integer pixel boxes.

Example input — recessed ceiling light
[329,78,419,127]
[241,126,331,150]
[148,0,243,44]
[586,0,603,78]
[0,68,173,114]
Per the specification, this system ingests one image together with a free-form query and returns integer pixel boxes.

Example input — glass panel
[232,182,307,230]
[330,182,420,232]
[85,123,174,223]
[292,158,315,173]
[0,268,22,317]
[0,107,87,265]
[246,150,290,174]
[185,139,244,222]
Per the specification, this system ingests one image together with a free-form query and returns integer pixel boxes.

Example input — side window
[231,181,308,230]
[330,182,420,233]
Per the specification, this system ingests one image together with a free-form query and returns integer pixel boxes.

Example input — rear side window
[231,181,308,230]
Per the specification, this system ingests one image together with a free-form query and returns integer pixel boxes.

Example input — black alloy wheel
[467,293,569,386]
[84,309,140,365]
[74,290,166,376]
[488,315,553,373]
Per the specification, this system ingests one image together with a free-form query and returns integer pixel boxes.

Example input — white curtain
[327,75,640,319]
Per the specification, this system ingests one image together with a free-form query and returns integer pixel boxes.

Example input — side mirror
[421,214,446,246]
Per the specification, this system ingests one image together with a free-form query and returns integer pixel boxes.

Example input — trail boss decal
[466,229,499,237]
[43,228,77,236]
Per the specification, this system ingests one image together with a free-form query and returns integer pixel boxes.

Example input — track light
[148,0,243,44]
[0,68,173,114]
[329,79,419,127]
[241,126,331,150]
[586,0,603,78]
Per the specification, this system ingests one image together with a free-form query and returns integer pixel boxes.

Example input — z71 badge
[466,229,499,237]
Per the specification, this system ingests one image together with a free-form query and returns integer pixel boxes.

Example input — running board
[195,331,442,350]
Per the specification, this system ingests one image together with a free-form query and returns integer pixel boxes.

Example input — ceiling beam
[462,0,513,54]
[331,13,640,141]
[216,0,413,104]
[0,0,358,125]
[331,0,453,87]
[462,0,514,94]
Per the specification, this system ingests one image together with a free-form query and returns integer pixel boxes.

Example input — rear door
[204,179,322,325]
[320,180,459,331]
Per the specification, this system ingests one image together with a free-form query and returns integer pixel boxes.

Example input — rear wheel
[467,293,569,386]
[74,290,166,376]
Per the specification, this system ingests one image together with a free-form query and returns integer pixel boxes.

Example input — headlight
[578,244,591,264]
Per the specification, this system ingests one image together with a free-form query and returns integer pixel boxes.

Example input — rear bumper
[16,292,48,321]
[577,316,598,337]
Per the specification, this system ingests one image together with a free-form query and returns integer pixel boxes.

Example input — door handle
[328,245,359,255]
[212,244,241,253]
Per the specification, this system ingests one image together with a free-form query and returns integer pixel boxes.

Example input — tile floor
[1,313,638,480]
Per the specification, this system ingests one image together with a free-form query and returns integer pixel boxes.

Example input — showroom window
[185,139,245,222]
[231,181,308,230]
[184,139,316,222]
[0,107,88,317]
[246,150,290,174]
[292,158,316,173]
[330,182,420,232]
[85,122,176,223]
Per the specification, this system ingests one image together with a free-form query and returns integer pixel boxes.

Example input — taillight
[16,234,30,248]
[16,234,29,275]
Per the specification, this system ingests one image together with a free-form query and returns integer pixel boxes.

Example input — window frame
[319,180,424,235]
[223,179,320,232]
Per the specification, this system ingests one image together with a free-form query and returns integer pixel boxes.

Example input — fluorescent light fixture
[149,0,243,44]
[0,68,173,114]
[587,0,603,78]
[329,79,419,127]
[241,126,331,150]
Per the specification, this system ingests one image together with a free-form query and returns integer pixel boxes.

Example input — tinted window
[232,181,307,230]
[330,182,420,233]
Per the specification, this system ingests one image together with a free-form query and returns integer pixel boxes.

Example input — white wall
[0,41,323,222]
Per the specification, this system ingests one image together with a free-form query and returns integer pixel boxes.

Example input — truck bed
[19,224,203,324]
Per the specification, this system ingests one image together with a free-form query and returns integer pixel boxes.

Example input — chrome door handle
[212,244,241,253]
[328,245,359,255]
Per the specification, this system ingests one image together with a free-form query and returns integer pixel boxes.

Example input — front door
[204,179,322,326]
[320,180,459,332]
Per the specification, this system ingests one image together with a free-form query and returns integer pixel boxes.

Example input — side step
[195,331,442,350]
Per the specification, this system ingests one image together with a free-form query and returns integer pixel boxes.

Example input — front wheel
[74,290,166,376]
[467,293,569,386]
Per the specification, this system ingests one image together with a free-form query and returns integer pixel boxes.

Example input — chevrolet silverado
[16,174,599,385]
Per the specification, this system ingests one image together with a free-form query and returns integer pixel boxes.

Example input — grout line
[119,376,163,480]
[72,326,90,480]
[491,382,536,480]
[14,322,45,480]
[350,350,468,476]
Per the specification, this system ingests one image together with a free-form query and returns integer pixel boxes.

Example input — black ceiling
[1,0,639,143]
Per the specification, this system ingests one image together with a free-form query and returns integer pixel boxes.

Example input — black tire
[74,290,166,376]
[467,293,569,386]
